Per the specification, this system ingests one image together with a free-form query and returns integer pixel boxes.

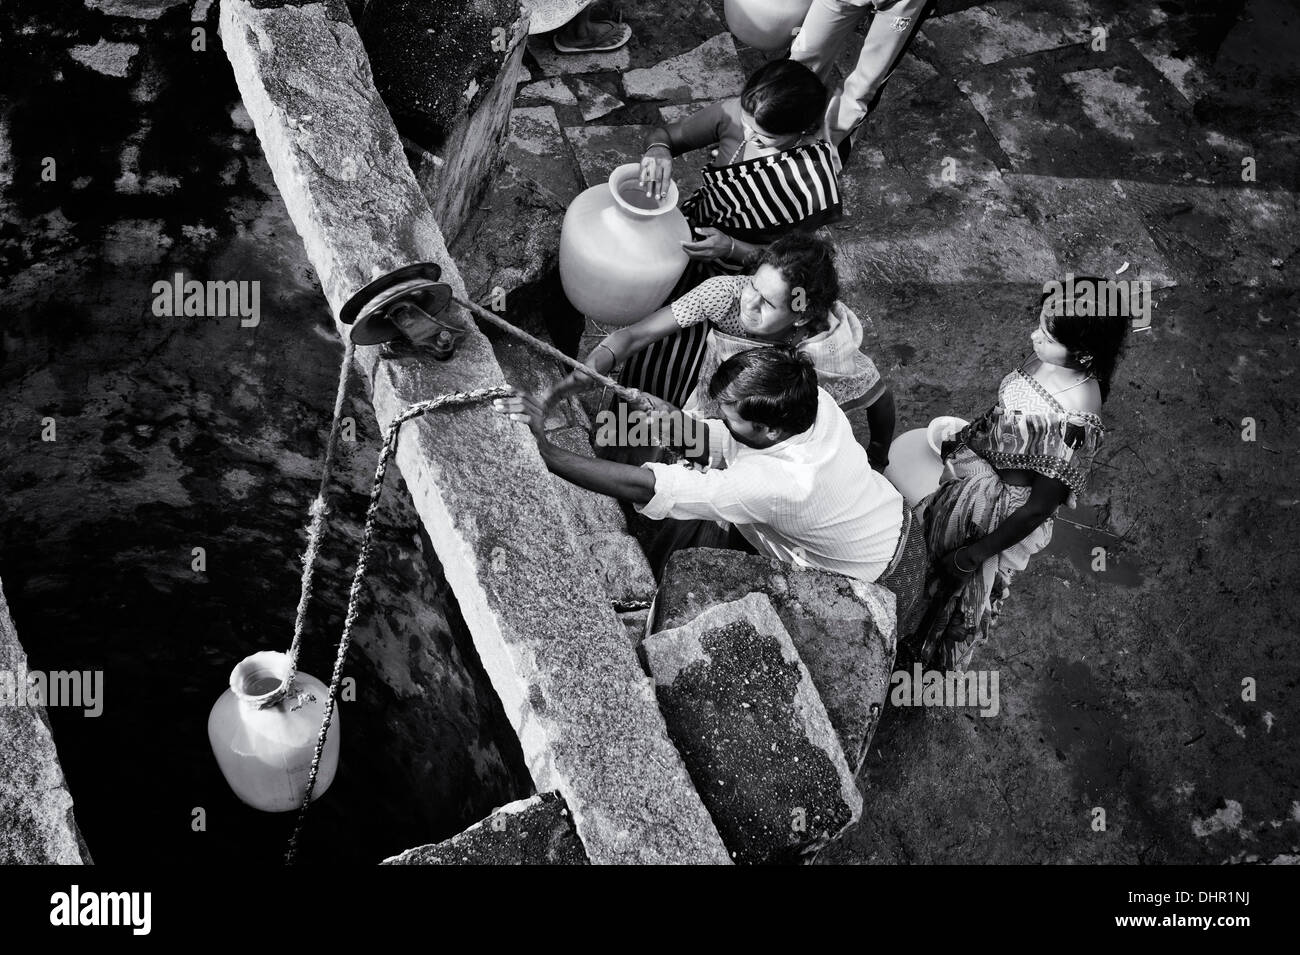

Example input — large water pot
[724,0,814,51]
[208,651,340,813]
[559,163,690,326]
[884,417,969,507]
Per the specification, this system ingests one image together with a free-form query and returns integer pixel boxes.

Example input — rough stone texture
[384,1,531,243]
[564,123,651,189]
[452,105,576,300]
[383,792,588,865]
[1,3,532,865]
[618,608,651,647]
[220,0,729,864]
[518,77,577,108]
[1003,175,1176,287]
[921,0,1165,72]
[643,594,863,864]
[573,77,623,122]
[528,36,631,77]
[622,33,744,102]
[545,426,658,607]
[0,579,92,864]
[68,39,139,78]
[84,0,188,20]
[956,42,1217,184]
[655,548,896,774]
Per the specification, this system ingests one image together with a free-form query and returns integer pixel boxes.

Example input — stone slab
[518,77,578,108]
[382,792,588,864]
[0,578,93,864]
[529,35,630,77]
[1130,33,1212,109]
[564,123,650,189]
[397,3,530,243]
[922,0,1167,72]
[656,548,896,774]
[956,42,1217,182]
[833,207,1061,285]
[573,77,623,122]
[544,425,658,607]
[84,0,188,17]
[643,593,863,863]
[503,104,582,204]
[1114,180,1300,288]
[1004,174,1177,287]
[69,39,138,78]
[622,33,744,103]
[220,0,729,865]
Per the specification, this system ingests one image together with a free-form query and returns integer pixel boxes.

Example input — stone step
[654,547,897,775]
[643,593,863,864]
[382,792,587,865]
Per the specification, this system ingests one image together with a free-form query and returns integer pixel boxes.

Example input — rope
[451,294,646,407]
[283,384,512,864]
[282,290,664,862]
[274,339,356,709]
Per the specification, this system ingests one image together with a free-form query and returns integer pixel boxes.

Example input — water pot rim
[608,163,680,217]
[926,416,969,455]
[229,650,291,705]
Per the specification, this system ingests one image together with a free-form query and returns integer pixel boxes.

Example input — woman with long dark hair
[900,278,1131,670]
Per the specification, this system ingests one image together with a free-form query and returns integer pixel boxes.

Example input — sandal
[552,20,632,53]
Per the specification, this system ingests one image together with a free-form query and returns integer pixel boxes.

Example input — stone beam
[0,578,93,864]
[219,0,729,864]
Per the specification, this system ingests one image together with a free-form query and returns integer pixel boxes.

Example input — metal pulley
[340,262,458,355]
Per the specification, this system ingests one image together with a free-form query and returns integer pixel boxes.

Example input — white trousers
[791,0,931,143]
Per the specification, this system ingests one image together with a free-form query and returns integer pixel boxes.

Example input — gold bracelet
[593,342,618,368]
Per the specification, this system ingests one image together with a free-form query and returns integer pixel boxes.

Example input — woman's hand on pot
[639,148,673,201]
[682,227,732,261]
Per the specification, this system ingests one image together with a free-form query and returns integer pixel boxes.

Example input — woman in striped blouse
[622,59,843,410]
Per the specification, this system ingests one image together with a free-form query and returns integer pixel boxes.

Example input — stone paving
[458,0,1296,307]
[453,0,1300,864]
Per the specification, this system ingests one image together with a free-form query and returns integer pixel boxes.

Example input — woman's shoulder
[1059,379,1103,415]
[673,274,746,326]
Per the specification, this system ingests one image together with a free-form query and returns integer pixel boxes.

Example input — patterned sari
[619,140,843,408]
[900,369,1106,670]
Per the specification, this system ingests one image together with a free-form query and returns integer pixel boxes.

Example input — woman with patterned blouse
[901,279,1131,670]
[548,233,896,470]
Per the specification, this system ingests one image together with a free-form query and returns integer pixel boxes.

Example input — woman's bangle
[592,341,618,369]
[645,141,672,155]
[953,547,978,573]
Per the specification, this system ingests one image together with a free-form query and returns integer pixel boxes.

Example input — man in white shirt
[495,346,906,584]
